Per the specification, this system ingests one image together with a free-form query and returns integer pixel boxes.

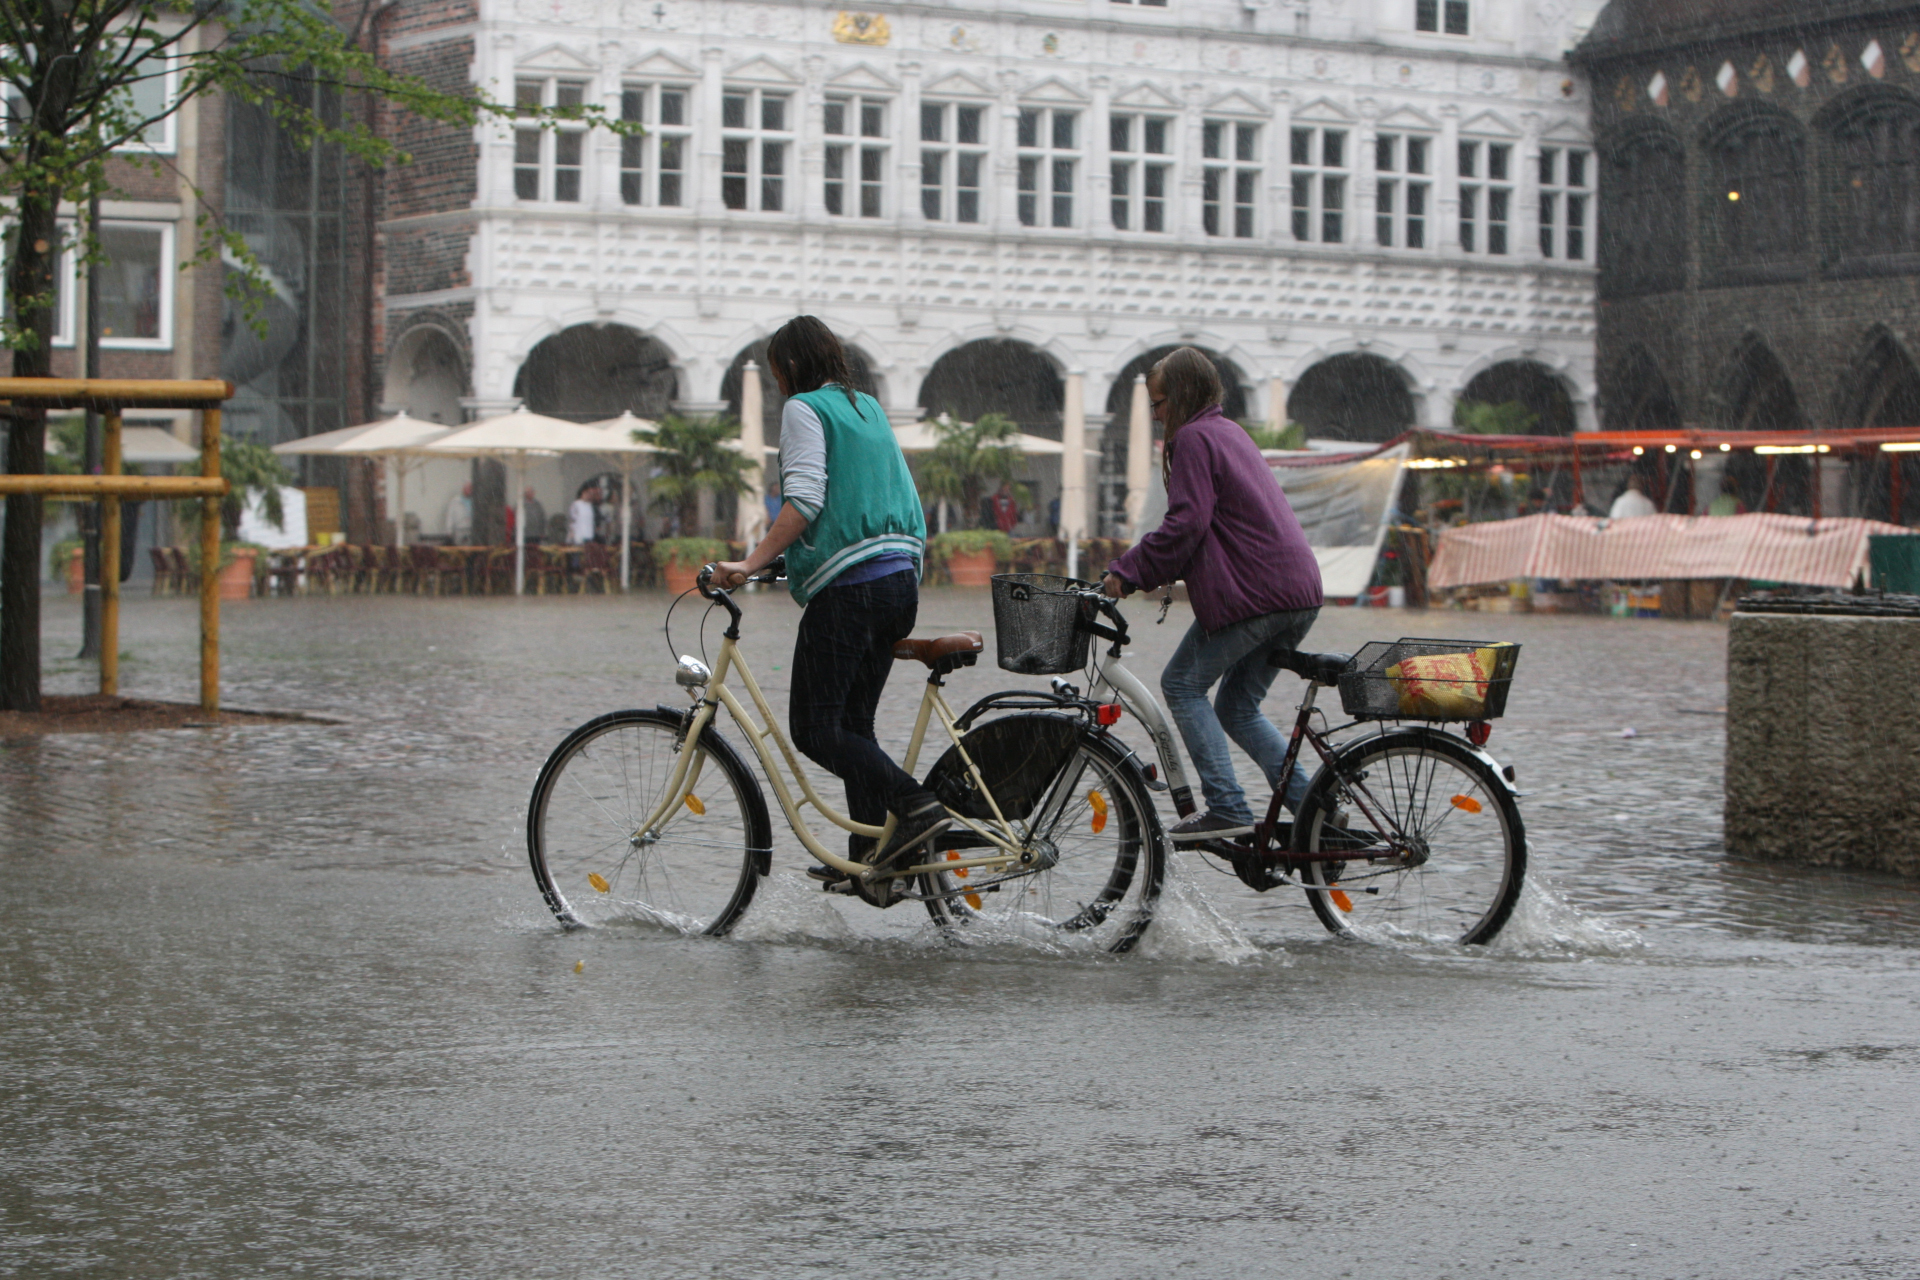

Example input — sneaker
[805,864,850,886]
[1168,811,1257,843]
[869,800,953,875]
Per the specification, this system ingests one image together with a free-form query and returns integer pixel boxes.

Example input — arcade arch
[383,325,467,425]
[917,338,1065,437]
[721,337,883,442]
[1460,360,1578,435]
[1717,336,1809,513]
[512,324,679,422]
[1287,354,1417,442]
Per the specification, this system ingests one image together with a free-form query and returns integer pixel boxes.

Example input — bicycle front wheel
[1295,728,1525,945]
[922,729,1165,953]
[528,709,770,934]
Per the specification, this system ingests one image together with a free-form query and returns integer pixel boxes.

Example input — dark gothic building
[1572,0,1920,518]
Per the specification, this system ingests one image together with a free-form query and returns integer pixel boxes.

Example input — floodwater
[4,590,1918,1279]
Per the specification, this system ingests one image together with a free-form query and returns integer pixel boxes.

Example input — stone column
[1061,371,1087,576]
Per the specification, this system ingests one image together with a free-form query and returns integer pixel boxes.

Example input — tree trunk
[1,197,63,712]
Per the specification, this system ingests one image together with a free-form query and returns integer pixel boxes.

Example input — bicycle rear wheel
[921,730,1165,953]
[1295,728,1524,945]
[528,709,769,934]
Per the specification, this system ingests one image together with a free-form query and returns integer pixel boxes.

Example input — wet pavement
[5,589,1919,1278]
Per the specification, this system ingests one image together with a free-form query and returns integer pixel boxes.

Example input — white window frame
[1109,112,1174,233]
[1375,132,1433,249]
[513,76,590,204]
[825,93,889,219]
[1537,145,1592,261]
[1290,125,1349,244]
[619,81,692,208]
[90,219,174,350]
[720,86,794,213]
[1414,0,1471,35]
[1458,139,1513,255]
[920,99,989,225]
[108,43,178,155]
[1203,118,1261,239]
[1017,106,1081,230]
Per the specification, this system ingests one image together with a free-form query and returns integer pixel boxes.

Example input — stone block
[1725,612,1920,875]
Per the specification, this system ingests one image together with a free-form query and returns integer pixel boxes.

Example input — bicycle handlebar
[693,557,786,639]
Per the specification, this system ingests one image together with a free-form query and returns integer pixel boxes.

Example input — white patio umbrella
[580,410,660,592]
[326,413,456,547]
[892,419,1092,457]
[424,407,637,596]
[735,362,766,547]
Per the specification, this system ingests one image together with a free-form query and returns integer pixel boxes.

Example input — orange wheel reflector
[946,850,970,879]
[1451,794,1482,813]
[588,872,610,893]
[1088,789,1108,834]
[683,794,705,815]
[1330,889,1354,913]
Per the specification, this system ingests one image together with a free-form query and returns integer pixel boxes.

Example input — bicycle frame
[635,627,1037,884]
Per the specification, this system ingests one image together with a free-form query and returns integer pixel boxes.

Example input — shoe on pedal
[869,799,953,875]
[1168,811,1257,843]
[805,864,851,886]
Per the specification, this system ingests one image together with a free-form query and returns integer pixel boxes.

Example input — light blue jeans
[1161,607,1321,825]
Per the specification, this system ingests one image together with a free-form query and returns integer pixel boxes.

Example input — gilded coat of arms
[833,12,890,44]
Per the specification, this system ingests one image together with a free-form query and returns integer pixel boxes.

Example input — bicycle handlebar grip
[696,563,717,596]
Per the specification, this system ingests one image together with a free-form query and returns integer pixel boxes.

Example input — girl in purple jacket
[1102,348,1325,842]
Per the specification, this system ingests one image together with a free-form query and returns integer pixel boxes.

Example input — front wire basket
[1336,637,1521,722]
[990,574,1098,675]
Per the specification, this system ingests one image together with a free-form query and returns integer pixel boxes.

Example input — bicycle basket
[1337,638,1521,722]
[991,574,1098,675]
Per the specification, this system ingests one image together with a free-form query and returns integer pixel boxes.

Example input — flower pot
[217,550,258,601]
[663,563,702,595]
[66,554,84,594]
[947,548,998,587]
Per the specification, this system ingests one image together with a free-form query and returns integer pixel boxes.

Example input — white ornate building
[375,0,1600,537]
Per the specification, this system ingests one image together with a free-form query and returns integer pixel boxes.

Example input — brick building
[370,0,1603,540]
[1572,0,1920,519]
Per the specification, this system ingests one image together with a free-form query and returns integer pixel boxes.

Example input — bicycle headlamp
[675,656,712,689]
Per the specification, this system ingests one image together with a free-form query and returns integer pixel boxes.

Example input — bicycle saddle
[1267,648,1352,686]
[893,632,984,667]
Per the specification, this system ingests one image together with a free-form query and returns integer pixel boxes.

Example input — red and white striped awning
[1429,513,1910,590]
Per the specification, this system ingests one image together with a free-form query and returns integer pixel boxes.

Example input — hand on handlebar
[1100,571,1135,599]
[706,556,787,592]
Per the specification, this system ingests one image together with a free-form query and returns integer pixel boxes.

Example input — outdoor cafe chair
[148,547,175,596]
[578,541,612,594]
[268,549,306,597]
[167,546,195,594]
[407,543,440,595]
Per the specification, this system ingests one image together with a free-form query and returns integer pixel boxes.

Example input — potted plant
[634,414,758,542]
[654,536,730,594]
[186,540,274,600]
[174,438,297,599]
[914,412,1030,534]
[48,538,85,593]
[928,529,1013,587]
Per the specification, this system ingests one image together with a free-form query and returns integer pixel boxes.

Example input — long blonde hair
[1154,347,1225,485]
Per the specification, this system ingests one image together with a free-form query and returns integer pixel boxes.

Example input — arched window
[1705,113,1806,275]
[1825,96,1920,263]
[1599,128,1685,295]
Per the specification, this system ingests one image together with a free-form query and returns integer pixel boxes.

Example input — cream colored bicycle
[526,559,1167,951]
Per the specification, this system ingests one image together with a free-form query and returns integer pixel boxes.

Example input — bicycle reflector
[1466,720,1492,746]
[1096,703,1124,726]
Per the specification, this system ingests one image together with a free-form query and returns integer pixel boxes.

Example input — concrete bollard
[1725,605,1920,876]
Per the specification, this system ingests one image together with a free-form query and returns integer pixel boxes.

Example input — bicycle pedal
[822,877,859,895]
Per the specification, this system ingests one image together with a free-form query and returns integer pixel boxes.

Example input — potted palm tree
[633,414,757,592]
[915,412,1028,540]
[926,528,1014,586]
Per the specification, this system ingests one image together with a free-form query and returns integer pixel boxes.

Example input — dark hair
[766,315,859,409]
[1152,347,1225,483]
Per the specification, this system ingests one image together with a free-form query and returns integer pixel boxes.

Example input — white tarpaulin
[1132,441,1406,598]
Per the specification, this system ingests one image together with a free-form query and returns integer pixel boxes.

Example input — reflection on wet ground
[5,592,1919,1277]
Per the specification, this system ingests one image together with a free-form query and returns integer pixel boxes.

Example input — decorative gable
[518,43,597,75]
[1112,82,1181,110]
[1204,89,1270,118]
[1376,105,1442,132]
[922,71,993,99]
[827,62,900,92]
[1019,75,1089,104]
[725,55,801,85]
[1460,109,1521,137]
[1540,117,1591,142]
[624,50,699,80]
[1290,96,1354,124]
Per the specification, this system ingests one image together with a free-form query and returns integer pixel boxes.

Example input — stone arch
[1841,325,1920,522]
[1459,359,1578,435]
[720,337,884,441]
[1603,345,1681,431]
[1287,353,1417,443]
[917,337,1066,438]
[512,324,679,422]
[1700,102,1808,275]
[1716,334,1810,513]
[1101,345,1252,423]
[1599,118,1687,297]
[383,321,468,426]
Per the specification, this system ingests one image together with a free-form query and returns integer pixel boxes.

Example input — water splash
[1490,876,1646,957]
[1136,862,1265,964]
[729,872,861,945]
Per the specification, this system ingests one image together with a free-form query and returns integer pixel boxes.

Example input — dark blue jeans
[789,569,931,848]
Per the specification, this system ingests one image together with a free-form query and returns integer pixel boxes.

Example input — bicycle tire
[921,727,1166,953]
[528,708,771,934]
[1293,727,1525,946]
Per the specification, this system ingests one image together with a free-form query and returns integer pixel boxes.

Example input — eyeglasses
[1149,398,1167,410]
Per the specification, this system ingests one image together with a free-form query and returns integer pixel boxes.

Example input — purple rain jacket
[1107,405,1323,632]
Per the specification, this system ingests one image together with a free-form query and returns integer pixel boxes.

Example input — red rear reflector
[1466,721,1491,746]
[1144,763,1157,780]
[1096,703,1123,726]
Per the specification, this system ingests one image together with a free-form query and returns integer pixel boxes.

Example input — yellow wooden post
[200,407,222,713]
[101,410,122,696]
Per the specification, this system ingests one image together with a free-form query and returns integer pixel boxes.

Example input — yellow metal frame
[640,631,1030,883]
[0,378,233,710]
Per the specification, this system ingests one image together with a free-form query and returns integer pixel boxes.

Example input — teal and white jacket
[777,385,926,605]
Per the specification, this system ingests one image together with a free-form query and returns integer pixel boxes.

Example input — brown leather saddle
[892,631,984,671]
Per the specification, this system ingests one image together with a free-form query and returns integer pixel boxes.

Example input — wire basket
[991,574,1098,675]
[1337,638,1521,722]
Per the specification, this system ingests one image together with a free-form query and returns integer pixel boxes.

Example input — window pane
[1235,205,1253,238]
[555,132,581,166]
[1018,110,1039,148]
[1235,168,1257,203]
[924,187,940,220]
[556,82,584,109]
[98,225,162,339]
[660,91,685,127]
[1489,144,1509,181]
[1145,118,1168,154]
[621,133,642,166]
[514,130,541,165]
[861,103,884,137]
[1052,158,1074,194]
[762,95,786,131]
[824,146,845,181]
[1291,128,1311,166]
[723,137,748,173]
[1052,111,1076,150]
[761,140,782,176]
[1416,0,1438,30]
[1568,150,1587,187]
[1459,141,1477,178]
[1323,175,1345,241]
[1237,123,1258,162]
[1323,131,1345,168]
[1203,121,1223,160]
[958,152,981,188]
[722,94,746,129]
[1539,148,1556,186]
[922,150,944,185]
[957,106,982,145]
[1408,137,1428,175]
[1111,160,1131,196]
[621,171,640,204]
[860,146,883,182]
[1112,114,1132,154]
[922,103,943,142]
[1376,135,1395,172]
[824,100,847,136]
[660,138,683,205]
[958,189,979,223]
[515,80,541,114]
[1444,0,1469,33]
[621,89,644,123]
[555,170,580,201]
